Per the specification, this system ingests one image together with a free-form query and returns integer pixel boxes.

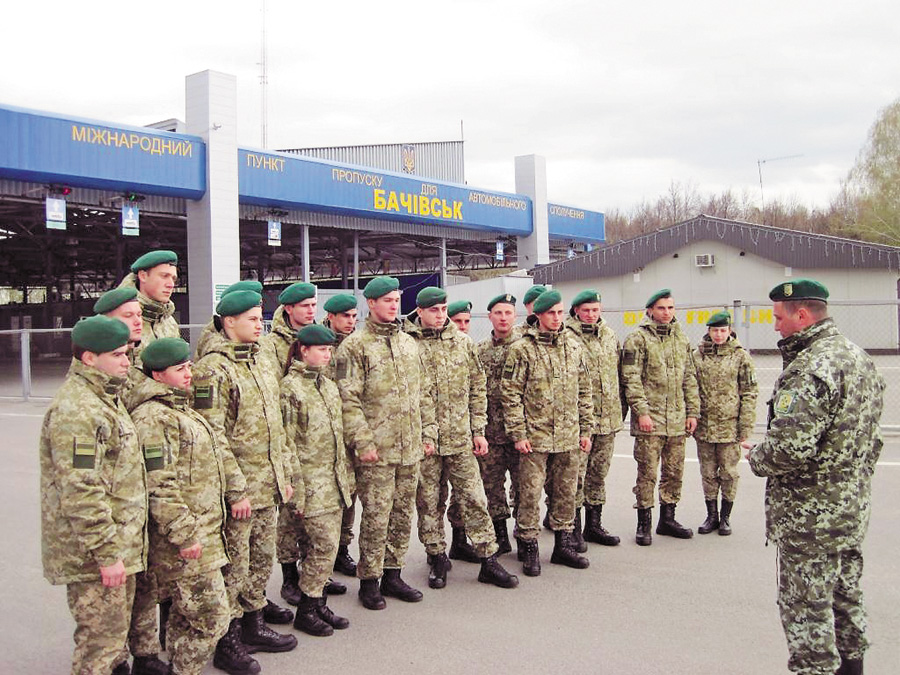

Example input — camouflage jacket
[40,359,148,585]
[564,316,624,436]
[192,330,295,508]
[748,318,885,552]
[281,361,355,516]
[622,317,700,437]
[321,318,351,381]
[259,305,297,378]
[334,316,437,466]
[500,325,594,452]
[693,333,758,443]
[128,376,231,583]
[195,317,222,360]
[405,317,487,455]
[118,273,179,365]
[477,330,520,445]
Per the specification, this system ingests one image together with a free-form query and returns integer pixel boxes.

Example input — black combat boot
[279,562,302,606]
[571,508,588,552]
[132,655,169,675]
[542,511,552,531]
[718,500,733,536]
[519,538,541,577]
[380,568,423,602]
[241,609,298,653]
[112,661,131,675]
[550,530,590,569]
[213,618,261,675]
[478,553,519,588]
[448,527,480,563]
[635,507,652,546]
[493,518,512,555]
[333,544,357,576]
[316,595,349,630]
[656,502,694,539]
[427,552,452,589]
[584,505,620,546]
[158,597,172,650]
[359,578,386,610]
[836,654,863,674]
[698,499,719,534]
[325,577,347,595]
[262,598,293,624]
[292,592,334,637]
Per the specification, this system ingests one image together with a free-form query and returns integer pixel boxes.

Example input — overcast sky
[2,1,898,215]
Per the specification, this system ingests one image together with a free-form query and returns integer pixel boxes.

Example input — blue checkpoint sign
[46,197,66,230]
[122,204,140,236]
[268,219,282,247]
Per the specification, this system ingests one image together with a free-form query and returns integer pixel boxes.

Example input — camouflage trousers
[223,506,276,618]
[695,440,741,501]
[126,570,160,658]
[476,441,520,521]
[517,450,580,541]
[778,546,868,674]
[66,574,135,675]
[632,435,686,509]
[339,494,357,547]
[300,510,342,597]
[581,433,617,506]
[163,570,230,675]
[417,452,498,558]
[355,462,418,579]
[276,501,308,564]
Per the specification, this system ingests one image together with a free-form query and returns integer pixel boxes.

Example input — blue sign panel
[547,203,605,243]
[122,205,140,236]
[0,105,206,199]
[238,149,533,236]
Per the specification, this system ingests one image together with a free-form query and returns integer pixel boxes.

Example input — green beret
[768,279,829,303]
[523,285,548,306]
[706,311,732,327]
[130,250,178,273]
[279,282,316,305]
[363,276,400,300]
[571,289,602,308]
[533,289,563,314]
[487,294,517,311]
[416,286,448,308]
[297,324,337,346]
[93,287,138,314]
[216,290,262,317]
[447,300,472,317]
[323,293,358,314]
[222,280,263,297]
[72,315,130,354]
[645,288,672,308]
[141,337,191,372]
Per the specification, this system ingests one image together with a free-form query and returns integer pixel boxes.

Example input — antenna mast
[260,0,269,149]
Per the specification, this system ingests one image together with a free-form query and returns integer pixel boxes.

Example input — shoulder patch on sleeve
[773,391,797,415]
[335,357,349,381]
[143,444,165,471]
[622,349,636,366]
[72,438,96,470]
[192,382,215,410]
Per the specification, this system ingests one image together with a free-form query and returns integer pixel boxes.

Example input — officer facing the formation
[120,249,181,359]
[622,289,700,545]
[129,338,233,675]
[447,300,473,335]
[40,316,148,675]
[334,276,437,610]
[281,325,356,637]
[501,290,594,576]
[321,293,361,578]
[693,311,757,536]
[192,290,299,663]
[406,287,518,590]
[195,281,264,360]
[748,280,885,675]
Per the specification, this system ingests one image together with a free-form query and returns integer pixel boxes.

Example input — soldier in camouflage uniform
[129,338,235,675]
[622,289,700,545]
[748,280,884,675]
[195,281,263,360]
[447,299,472,335]
[693,311,757,536]
[501,290,594,576]
[281,325,356,636]
[475,294,521,555]
[40,316,148,675]
[407,287,518,590]
[509,285,546,341]
[119,250,181,357]
[191,290,299,662]
[333,276,438,610]
[95,288,148,411]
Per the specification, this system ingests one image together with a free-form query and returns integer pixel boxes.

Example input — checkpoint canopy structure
[0,69,605,327]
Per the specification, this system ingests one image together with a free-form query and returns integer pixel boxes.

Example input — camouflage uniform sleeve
[748,370,835,477]
[683,342,701,418]
[621,333,650,418]
[737,351,758,441]
[280,387,306,513]
[419,351,438,447]
[467,341,487,437]
[577,349,594,437]
[336,341,378,459]
[500,345,529,442]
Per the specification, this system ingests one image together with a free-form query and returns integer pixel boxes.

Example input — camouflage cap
[323,293,358,314]
[222,280,263,296]
[297,324,337,345]
[141,337,191,372]
[523,285,548,306]
[216,290,262,317]
[533,289,563,314]
[447,300,472,317]
[130,249,178,273]
[93,287,138,314]
[72,315,131,354]
[363,276,400,299]
[416,286,448,308]
[645,288,672,308]
[706,310,732,327]
[279,282,316,305]
[769,278,829,303]
[487,293,516,311]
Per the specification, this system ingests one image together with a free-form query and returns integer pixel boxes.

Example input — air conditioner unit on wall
[695,254,715,267]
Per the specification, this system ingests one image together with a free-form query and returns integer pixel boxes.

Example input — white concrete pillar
[515,154,550,269]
